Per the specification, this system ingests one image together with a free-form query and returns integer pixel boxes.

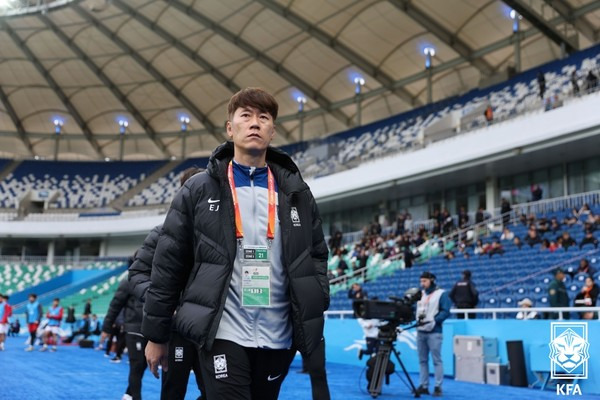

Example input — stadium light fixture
[53,118,64,135]
[354,77,365,95]
[118,118,129,134]
[510,9,522,32]
[296,96,307,113]
[179,115,190,132]
[423,47,436,69]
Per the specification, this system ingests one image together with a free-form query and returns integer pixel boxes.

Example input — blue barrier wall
[324,318,599,395]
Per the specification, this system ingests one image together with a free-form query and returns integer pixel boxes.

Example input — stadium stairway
[10,264,128,314]
[108,159,182,210]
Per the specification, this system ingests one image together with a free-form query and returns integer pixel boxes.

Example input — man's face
[556,272,565,281]
[227,106,275,154]
[29,296,35,303]
[52,300,59,307]
[420,278,431,289]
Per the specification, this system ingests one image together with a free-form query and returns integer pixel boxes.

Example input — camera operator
[415,272,451,397]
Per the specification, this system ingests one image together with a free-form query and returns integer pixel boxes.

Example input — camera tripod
[366,322,420,398]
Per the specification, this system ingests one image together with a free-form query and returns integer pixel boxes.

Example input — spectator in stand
[548,269,569,319]
[483,104,493,125]
[500,227,514,241]
[403,246,415,268]
[449,270,478,319]
[558,231,577,251]
[513,236,523,250]
[586,70,598,91]
[441,209,454,235]
[550,217,561,234]
[404,213,413,233]
[571,71,580,95]
[328,231,343,254]
[537,217,549,234]
[574,277,599,319]
[395,214,406,236]
[356,248,369,270]
[580,230,599,249]
[348,283,368,300]
[577,259,596,276]
[458,207,469,229]
[474,239,486,255]
[500,198,511,227]
[537,71,546,99]
[531,184,543,201]
[525,227,543,248]
[475,207,487,224]
[516,298,538,320]
[487,240,504,258]
[541,239,558,252]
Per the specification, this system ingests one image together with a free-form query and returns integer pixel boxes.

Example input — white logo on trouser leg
[175,347,184,362]
[214,354,228,379]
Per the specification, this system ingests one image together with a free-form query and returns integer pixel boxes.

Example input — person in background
[548,269,569,320]
[129,167,206,400]
[449,270,479,319]
[348,282,368,300]
[0,294,12,351]
[84,299,93,316]
[89,314,101,336]
[41,297,63,352]
[25,294,42,351]
[574,276,599,319]
[101,274,147,400]
[8,319,20,337]
[415,272,451,397]
[516,298,538,320]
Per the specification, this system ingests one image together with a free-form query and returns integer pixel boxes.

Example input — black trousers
[199,339,295,400]
[304,339,331,400]
[161,330,205,400]
[125,333,148,400]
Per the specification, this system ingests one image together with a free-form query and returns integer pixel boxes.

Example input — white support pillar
[486,176,498,216]
[47,240,55,265]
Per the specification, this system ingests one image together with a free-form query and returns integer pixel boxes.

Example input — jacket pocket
[199,233,229,263]
[288,248,311,276]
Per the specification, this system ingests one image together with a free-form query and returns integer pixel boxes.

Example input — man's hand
[145,341,169,379]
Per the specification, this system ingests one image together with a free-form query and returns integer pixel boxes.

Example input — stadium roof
[0,0,599,160]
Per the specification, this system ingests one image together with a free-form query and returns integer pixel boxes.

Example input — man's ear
[226,120,233,139]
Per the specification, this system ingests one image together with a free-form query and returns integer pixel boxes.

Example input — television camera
[352,288,422,398]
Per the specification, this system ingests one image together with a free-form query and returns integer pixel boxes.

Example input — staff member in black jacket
[142,87,330,400]
[449,270,479,319]
[129,168,206,400]
[101,272,146,400]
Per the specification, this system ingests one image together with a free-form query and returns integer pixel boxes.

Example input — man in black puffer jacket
[143,88,330,400]
[102,273,146,400]
[129,167,206,400]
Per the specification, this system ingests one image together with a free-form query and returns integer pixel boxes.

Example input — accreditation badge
[240,244,271,307]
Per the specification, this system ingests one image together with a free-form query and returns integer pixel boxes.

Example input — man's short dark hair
[180,167,202,187]
[29,294,37,299]
[227,87,278,121]
[463,270,471,279]
[53,297,60,302]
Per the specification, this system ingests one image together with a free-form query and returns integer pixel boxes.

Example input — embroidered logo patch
[291,207,301,227]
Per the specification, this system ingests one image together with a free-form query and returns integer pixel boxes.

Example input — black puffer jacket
[129,225,162,302]
[142,142,330,354]
[102,278,144,334]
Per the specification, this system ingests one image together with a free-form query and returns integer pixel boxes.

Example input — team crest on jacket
[291,207,301,227]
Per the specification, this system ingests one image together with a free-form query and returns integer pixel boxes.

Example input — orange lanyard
[227,161,276,241]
